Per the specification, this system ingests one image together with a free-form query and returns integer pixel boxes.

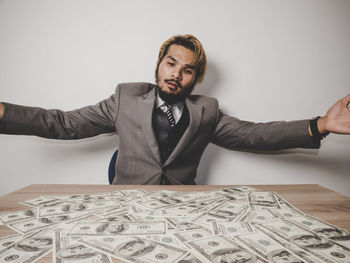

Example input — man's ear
[155,60,160,83]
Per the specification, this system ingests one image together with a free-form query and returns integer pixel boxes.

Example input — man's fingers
[342,93,350,102]
[340,93,350,108]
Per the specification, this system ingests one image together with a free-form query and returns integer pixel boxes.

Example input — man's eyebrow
[166,55,195,69]
[166,55,177,62]
[185,64,195,70]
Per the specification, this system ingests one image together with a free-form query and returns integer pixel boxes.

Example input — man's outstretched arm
[0,91,119,140]
[0,102,4,120]
[212,93,350,151]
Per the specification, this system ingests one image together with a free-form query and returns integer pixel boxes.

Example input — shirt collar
[155,90,184,110]
[155,89,184,124]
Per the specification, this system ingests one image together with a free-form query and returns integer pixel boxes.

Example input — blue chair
[108,150,118,185]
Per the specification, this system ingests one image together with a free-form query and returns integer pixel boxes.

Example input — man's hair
[156,34,207,84]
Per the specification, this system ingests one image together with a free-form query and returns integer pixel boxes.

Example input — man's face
[156,44,197,104]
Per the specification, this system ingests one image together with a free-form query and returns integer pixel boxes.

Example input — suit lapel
[138,88,161,164]
[163,98,203,166]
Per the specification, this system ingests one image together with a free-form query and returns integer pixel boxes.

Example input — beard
[155,76,195,105]
[157,82,195,104]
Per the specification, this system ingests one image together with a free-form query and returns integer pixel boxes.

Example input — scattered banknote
[0,186,349,263]
[286,214,350,247]
[78,235,188,263]
[187,234,268,263]
[54,229,112,263]
[234,230,306,262]
[211,221,255,235]
[67,221,167,236]
[0,230,52,263]
[0,208,37,224]
[248,191,282,211]
[0,234,23,250]
[258,218,350,263]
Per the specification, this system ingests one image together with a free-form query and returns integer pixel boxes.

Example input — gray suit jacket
[0,82,319,184]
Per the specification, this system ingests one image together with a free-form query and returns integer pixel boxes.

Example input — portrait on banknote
[62,204,87,213]
[95,222,128,235]
[289,234,334,249]
[113,237,156,258]
[56,244,99,260]
[14,236,52,252]
[210,248,257,263]
[314,228,350,242]
[266,249,303,263]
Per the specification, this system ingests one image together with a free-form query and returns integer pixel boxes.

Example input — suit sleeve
[211,109,320,151]
[0,87,120,140]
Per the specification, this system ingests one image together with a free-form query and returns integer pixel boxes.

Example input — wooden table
[1,184,350,262]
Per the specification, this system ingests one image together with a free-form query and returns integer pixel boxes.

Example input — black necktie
[163,103,176,128]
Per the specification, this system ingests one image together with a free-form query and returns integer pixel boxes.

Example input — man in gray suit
[0,34,349,185]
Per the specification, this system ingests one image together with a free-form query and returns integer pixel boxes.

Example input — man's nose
[172,68,181,80]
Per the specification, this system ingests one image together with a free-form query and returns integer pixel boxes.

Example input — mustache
[165,79,182,89]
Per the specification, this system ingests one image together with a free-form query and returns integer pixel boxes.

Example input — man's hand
[316,94,350,135]
[0,102,4,120]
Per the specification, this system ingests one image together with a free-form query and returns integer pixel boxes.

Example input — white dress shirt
[155,94,184,125]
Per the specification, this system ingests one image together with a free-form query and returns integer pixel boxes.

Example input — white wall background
[1,0,349,197]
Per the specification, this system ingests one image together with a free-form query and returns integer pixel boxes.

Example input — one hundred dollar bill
[211,221,255,235]
[267,207,305,219]
[235,210,278,224]
[191,201,246,226]
[0,232,52,263]
[255,224,328,263]
[0,208,37,224]
[8,217,55,234]
[20,196,60,207]
[165,217,204,232]
[67,221,166,236]
[145,233,188,249]
[78,235,188,263]
[272,192,305,213]
[38,200,119,217]
[234,230,307,262]
[173,228,214,244]
[54,230,111,263]
[175,252,203,263]
[0,234,23,250]
[258,218,350,263]
[95,213,134,223]
[186,234,268,263]
[248,192,282,211]
[286,214,350,247]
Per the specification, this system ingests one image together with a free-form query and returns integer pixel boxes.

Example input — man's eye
[184,69,193,74]
[168,62,175,66]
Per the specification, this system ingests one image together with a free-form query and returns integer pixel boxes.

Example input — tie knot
[164,102,172,110]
